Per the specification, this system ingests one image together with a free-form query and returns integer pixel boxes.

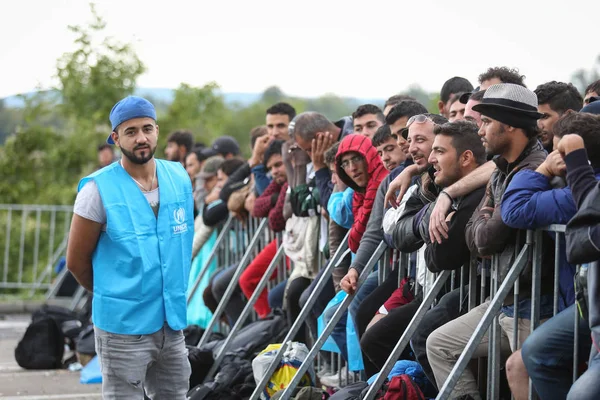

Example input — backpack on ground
[14,317,65,369]
[75,324,96,366]
[32,304,87,344]
[272,386,330,400]
[328,381,368,400]
[380,375,425,400]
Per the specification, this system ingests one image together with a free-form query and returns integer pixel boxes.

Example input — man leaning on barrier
[67,96,194,399]
[426,84,549,400]
[362,120,486,382]
[500,110,600,399]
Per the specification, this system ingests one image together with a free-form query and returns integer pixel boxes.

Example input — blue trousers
[323,270,379,361]
[522,304,591,400]
[567,340,600,400]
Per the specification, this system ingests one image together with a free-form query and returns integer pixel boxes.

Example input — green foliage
[158,82,228,151]
[571,55,600,94]
[56,3,145,127]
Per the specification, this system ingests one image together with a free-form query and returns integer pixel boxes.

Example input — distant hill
[1,88,385,109]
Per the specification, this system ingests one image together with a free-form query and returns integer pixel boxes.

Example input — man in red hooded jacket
[335,134,389,253]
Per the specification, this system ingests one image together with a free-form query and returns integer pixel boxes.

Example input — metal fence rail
[248,232,350,400]
[1,204,72,295]
[277,241,387,400]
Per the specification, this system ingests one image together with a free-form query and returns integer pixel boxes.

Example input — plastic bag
[252,342,315,399]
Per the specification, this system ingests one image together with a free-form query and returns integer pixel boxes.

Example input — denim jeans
[268,279,287,310]
[299,265,336,338]
[567,342,600,400]
[522,304,591,400]
[94,324,191,400]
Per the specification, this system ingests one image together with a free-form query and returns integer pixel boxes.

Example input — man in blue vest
[67,96,194,399]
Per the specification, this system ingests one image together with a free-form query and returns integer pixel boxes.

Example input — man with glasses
[319,133,388,379]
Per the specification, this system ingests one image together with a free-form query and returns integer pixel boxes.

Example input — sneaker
[319,366,348,389]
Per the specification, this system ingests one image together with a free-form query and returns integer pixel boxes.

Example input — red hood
[335,134,386,193]
[334,134,388,253]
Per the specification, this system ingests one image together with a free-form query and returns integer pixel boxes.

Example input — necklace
[121,159,156,192]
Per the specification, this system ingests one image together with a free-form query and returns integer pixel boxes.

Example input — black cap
[201,136,240,158]
[459,86,481,104]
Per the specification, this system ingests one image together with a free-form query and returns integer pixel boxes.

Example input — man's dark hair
[264,139,284,167]
[98,143,113,153]
[585,79,600,96]
[371,125,394,147]
[352,104,385,123]
[448,92,465,107]
[478,67,526,87]
[384,94,417,110]
[434,121,486,165]
[220,158,245,177]
[553,111,600,168]
[266,102,297,121]
[385,101,429,125]
[167,130,194,153]
[188,146,207,163]
[440,77,474,103]
[250,125,268,149]
[535,81,582,114]
[522,124,540,139]
[324,142,341,166]
[292,112,334,141]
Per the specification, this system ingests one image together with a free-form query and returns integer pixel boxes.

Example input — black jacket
[391,168,440,253]
[419,187,486,273]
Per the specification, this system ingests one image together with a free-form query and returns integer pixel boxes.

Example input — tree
[158,82,228,151]
[261,86,285,104]
[56,3,145,128]
[571,54,600,93]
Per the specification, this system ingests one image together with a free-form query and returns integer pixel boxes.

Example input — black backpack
[14,317,65,369]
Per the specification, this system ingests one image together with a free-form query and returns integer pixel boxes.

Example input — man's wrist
[249,157,260,168]
[535,162,552,178]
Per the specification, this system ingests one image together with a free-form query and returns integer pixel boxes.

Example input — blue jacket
[79,160,194,334]
[501,169,583,310]
[327,187,354,229]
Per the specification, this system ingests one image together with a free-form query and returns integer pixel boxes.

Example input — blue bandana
[107,96,156,144]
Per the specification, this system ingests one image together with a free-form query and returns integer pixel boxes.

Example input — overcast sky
[1,0,598,99]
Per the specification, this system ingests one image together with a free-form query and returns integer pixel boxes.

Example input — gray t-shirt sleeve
[73,180,106,225]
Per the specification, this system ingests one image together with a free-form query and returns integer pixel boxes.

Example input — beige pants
[426,300,532,400]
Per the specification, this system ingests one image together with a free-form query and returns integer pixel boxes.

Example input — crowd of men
[79,67,600,399]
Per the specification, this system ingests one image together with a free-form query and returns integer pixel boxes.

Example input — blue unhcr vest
[78,159,194,335]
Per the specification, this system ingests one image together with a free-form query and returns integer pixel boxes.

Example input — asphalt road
[0,314,102,400]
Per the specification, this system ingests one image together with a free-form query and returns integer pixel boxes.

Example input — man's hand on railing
[384,164,419,208]
[340,268,359,294]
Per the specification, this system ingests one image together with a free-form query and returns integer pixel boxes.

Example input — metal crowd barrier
[436,226,576,400]
[196,218,269,349]
[0,204,73,295]
[204,243,286,381]
[267,224,577,400]
[248,232,350,400]
[186,215,234,305]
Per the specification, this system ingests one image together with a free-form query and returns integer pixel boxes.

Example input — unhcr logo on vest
[172,207,188,234]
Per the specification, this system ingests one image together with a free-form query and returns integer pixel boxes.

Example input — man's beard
[121,144,156,165]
